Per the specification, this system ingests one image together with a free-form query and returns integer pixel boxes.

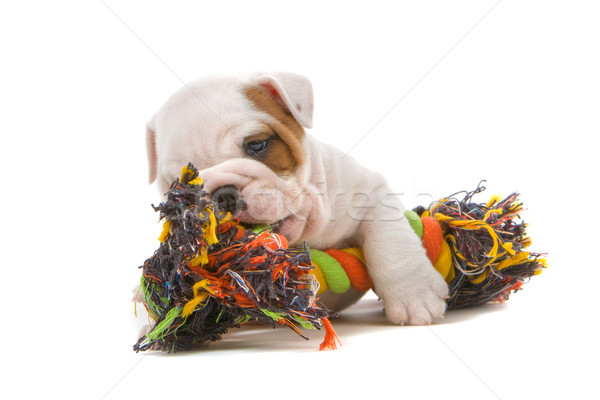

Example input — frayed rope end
[319,318,341,351]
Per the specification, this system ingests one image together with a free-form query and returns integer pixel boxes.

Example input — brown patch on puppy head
[243,86,306,175]
[243,125,296,174]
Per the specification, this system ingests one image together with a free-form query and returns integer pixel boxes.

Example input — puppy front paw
[382,268,449,325]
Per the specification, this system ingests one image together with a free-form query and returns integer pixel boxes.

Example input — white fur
[146,72,448,325]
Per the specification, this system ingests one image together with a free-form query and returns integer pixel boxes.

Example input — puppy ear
[254,72,314,129]
[146,118,158,184]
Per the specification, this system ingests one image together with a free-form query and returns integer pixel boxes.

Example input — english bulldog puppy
[145,72,448,325]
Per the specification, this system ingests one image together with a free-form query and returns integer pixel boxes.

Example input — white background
[1,1,599,399]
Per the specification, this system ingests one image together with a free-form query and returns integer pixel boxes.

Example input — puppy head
[146,72,321,244]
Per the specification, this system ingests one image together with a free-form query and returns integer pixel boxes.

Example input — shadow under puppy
[145,71,448,325]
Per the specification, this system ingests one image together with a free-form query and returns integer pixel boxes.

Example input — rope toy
[134,164,546,352]
[264,186,546,311]
[134,164,339,353]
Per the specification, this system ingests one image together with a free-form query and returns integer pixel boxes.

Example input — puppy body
[146,72,448,324]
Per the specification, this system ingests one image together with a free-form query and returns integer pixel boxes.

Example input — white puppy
[146,72,448,325]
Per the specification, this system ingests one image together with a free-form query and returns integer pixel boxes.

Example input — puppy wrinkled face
[147,74,317,244]
[205,84,310,238]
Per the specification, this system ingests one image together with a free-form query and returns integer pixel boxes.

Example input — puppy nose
[211,185,244,214]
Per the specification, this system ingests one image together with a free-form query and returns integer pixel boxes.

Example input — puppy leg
[356,193,448,325]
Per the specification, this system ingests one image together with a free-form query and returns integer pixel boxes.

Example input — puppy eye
[245,139,269,155]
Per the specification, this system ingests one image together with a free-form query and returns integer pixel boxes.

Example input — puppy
[145,72,448,325]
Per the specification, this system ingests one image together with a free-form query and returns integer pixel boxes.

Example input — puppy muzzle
[211,185,247,214]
